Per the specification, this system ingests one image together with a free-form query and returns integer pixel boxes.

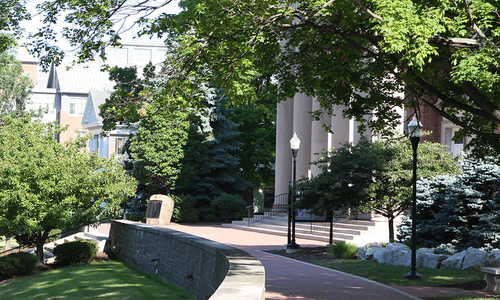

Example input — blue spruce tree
[398,157,500,253]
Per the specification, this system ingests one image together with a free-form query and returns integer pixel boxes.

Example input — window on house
[155,49,167,64]
[133,48,152,65]
[69,98,86,116]
[107,47,129,65]
[91,135,100,154]
[115,137,126,154]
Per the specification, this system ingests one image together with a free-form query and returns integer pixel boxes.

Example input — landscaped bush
[0,252,38,280]
[173,194,199,223]
[53,240,98,266]
[211,194,246,223]
[398,157,500,254]
[328,241,358,259]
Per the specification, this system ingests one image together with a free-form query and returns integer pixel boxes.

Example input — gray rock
[391,249,411,266]
[373,248,392,265]
[488,250,500,266]
[416,248,434,268]
[441,251,466,269]
[358,243,384,261]
[386,243,410,251]
[462,247,487,270]
[419,253,448,269]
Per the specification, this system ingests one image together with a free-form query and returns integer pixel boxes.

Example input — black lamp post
[404,117,424,280]
[287,132,301,253]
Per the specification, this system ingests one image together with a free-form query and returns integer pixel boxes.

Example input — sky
[19,1,181,55]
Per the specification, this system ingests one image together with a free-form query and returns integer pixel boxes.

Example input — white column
[274,98,294,196]
[292,93,312,182]
[310,97,331,177]
[330,106,351,149]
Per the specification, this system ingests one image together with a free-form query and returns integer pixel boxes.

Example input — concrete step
[248,221,363,237]
[228,214,396,246]
[222,223,353,243]
[32,231,109,264]
[249,217,374,233]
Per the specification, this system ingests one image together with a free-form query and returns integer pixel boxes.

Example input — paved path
[162,224,419,300]
[100,222,495,299]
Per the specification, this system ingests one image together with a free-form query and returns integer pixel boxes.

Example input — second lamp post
[404,117,424,280]
[287,132,301,253]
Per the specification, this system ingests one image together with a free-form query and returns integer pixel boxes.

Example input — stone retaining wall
[109,220,265,300]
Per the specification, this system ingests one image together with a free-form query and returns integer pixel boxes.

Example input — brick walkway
[100,223,498,299]
[163,224,419,300]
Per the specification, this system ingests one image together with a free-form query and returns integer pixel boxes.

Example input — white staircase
[225,213,394,246]
[28,232,109,264]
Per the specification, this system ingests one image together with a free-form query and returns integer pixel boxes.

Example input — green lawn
[311,260,493,299]
[0,238,19,252]
[311,260,483,287]
[0,261,194,300]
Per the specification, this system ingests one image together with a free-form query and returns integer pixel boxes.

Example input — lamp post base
[404,270,423,280]
[285,241,301,254]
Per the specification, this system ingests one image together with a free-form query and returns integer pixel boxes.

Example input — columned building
[275,94,405,197]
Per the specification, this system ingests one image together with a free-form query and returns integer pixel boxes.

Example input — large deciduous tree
[0,115,136,261]
[0,52,34,116]
[298,137,460,242]
[0,0,29,53]
[28,0,500,154]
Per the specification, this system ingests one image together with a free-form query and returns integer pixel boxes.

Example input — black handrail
[246,193,289,225]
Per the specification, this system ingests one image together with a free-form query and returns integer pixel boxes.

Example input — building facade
[19,39,166,159]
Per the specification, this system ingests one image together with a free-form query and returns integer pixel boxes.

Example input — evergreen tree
[176,89,253,208]
[398,157,500,253]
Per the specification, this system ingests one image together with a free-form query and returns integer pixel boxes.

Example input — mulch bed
[265,246,486,291]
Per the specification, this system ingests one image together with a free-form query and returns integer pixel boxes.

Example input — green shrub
[53,240,99,266]
[204,213,219,223]
[211,194,246,223]
[0,252,38,280]
[328,241,358,259]
[174,194,199,223]
[125,214,145,222]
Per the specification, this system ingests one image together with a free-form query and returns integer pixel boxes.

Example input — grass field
[312,259,483,286]
[0,261,194,300]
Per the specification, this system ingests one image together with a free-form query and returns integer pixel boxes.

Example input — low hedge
[53,240,98,266]
[0,252,38,280]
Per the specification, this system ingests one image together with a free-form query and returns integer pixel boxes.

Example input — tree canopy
[0,52,34,116]
[298,136,460,242]
[0,115,136,261]
[0,0,29,53]
[25,0,500,154]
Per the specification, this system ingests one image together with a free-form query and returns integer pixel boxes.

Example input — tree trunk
[388,217,395,243]
[36,235,44,262]
[35,231,49,263]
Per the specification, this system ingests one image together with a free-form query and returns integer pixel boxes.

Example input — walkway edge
[258,251,422,300]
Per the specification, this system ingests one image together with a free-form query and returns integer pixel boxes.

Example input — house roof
[47,57,114,92]
[82,90,111,126]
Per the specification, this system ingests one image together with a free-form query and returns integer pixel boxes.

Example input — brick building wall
[57,111,84,143]
[419,104,442,143]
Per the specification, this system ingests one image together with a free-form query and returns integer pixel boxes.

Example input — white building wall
[274,95,389,198]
